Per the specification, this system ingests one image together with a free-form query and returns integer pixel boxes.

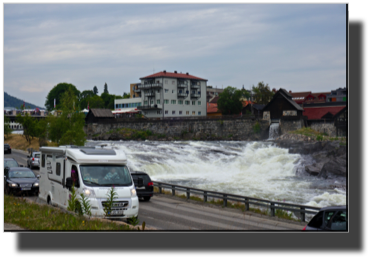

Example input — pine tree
[104,83,109,94]
[93,86,98,95]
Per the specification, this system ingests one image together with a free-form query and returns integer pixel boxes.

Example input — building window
[165,110,168,114]
[165,89,169,93]
[157,99,161,104]
[178,100,183,105]
[172,90,174,93]
[179,111,182,115]
[164,99,169,104]
[172,110,175,115]
[192,111,195,115]
[185,101,190,105]
[198,101,201,105]
[150,100,154,104]
[56,163,61,176]
[165,80,168,84]
[192,101,196,105]
[171,100,176,104]
[157,111,161,114]
[186,111,189,115]
[144,101,148,105]
[198,111,201,115]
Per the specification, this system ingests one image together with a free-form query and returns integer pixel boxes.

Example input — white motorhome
[39,146,139,219]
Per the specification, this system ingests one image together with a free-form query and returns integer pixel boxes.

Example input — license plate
[22,188,31,191]
[110,210,124,215]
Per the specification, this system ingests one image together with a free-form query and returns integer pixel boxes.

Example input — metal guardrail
[153,181,321,222]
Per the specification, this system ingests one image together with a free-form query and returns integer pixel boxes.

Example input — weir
[268,123,280,140]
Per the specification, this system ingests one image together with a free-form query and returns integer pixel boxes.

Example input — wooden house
[262,88,304,120]
[85,108,114,124]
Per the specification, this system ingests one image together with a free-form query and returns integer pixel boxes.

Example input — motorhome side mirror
[37,175,41,179]
[137,177,144,187]
[66,177,73,189]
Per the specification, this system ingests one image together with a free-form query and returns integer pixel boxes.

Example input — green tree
[101,92,117,109]
[104,83,109,94]
[123,92,130,99]
[45,83,80,111]
[87,95,105,109]
[93,86,98,95]
[252,81,274,105]
[4,116,12,137]
[217,86,250,115]
[16,113,36,144]
[47,88,86,146]
[79,90,96,110]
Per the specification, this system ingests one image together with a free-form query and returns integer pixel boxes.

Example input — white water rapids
[86,140,346,209]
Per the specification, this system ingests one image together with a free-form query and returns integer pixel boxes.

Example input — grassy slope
[4,134,58,151]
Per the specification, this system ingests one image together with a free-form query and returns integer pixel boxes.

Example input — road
[6,149,306,230]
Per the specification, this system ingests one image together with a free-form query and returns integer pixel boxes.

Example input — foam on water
[86,140,346,207]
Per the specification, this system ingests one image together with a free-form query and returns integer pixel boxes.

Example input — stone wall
[85,118,270,141]
[279,119,304,134]
[310,121,336,137]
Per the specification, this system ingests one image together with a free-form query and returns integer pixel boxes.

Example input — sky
[3,3,347,108]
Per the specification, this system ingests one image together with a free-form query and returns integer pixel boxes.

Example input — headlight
[33,182,39,187]
[9,183,18,187]
[83,188,96,197]
[130,188,137,197]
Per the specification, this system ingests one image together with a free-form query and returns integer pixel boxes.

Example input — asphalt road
[5,149,306,230]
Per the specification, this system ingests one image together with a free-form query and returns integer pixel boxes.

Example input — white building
[115,71,208,119]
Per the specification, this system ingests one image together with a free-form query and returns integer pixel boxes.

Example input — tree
[104,83,109,94]
[123,92,130,99]
[87,95,105,109]
[100,92,116,109]
[93,86,98,95]
[217,86,250,115]
[47,89,86,146]
[4,116,12,137]
[45,83,80,111]
[252,81,274,105]
[16,113,36,144]
[79,90,96,110]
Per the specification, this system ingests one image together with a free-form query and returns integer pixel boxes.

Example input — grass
[154,187,299,221]
[4,133,58,151]
[289,127,321,137]
[4,195,134,230]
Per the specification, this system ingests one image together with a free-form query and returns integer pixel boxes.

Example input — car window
[324,211,336,225]
[132,174,151,184]
[329,211,347,231]
[34,153,40,158]
[9,170,36,178]
[5,160,19,168]
[307,211,324,229]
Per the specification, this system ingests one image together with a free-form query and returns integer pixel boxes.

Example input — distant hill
[4,92,44,109]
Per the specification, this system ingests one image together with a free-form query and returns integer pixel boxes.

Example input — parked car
[4,158,21,174]
[27,151,41,169]
[131,171,154,201]
[4,143,12,154]
[303,205,347,231]
[4,167,40,196]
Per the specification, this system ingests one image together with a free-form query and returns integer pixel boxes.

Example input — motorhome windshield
[79,165,132,187]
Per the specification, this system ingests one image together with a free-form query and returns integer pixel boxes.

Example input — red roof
[207,103,220,113]
[140,71,207,81]
[303,106,346,120]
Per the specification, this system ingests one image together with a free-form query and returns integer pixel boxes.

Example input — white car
[27,151,40,169]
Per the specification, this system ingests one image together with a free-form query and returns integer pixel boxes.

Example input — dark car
[303,205,347,231]
[4,143,12,154]
[4,167,40,196]
[131,171,154,201]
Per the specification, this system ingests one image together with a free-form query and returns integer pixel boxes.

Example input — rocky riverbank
[273,134,347,179]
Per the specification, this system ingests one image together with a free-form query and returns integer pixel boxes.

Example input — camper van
[39,146,139,219]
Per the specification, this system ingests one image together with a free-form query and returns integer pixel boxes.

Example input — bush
[316,135,323,141]
[253,122,261,133]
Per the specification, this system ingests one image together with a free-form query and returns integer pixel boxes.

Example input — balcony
[137,105,161,110]
[177,91,188,97]
[190,92,201,98]
[178,82,187,88]
[191,83,200,88]
[140,83,162,89]
[144,91,155,97]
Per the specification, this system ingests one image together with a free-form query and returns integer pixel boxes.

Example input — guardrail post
[245,198,249,211]
[186,188,190,200]
[204,191,207,202]
[271,202,275,217]
[172,185,175,196]
[158,183,162,194]
[223,195,227,207]
[300,207,305,222]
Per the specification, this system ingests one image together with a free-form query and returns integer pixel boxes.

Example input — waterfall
[268,123,280,140]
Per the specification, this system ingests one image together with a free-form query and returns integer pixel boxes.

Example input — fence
[153,181,321,222]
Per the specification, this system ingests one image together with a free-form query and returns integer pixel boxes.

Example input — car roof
[131,171,149,175]
[320,205,346,211]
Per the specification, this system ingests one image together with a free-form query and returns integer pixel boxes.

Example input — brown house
[85,108,114,124]
[262,88,304,120]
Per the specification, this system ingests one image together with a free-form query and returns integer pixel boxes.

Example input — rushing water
[268,123,280,140]
[86,140,346,209]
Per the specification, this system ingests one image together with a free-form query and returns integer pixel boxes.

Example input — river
[85,140,347,209]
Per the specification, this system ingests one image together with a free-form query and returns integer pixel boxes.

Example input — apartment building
[115,70,208,119]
